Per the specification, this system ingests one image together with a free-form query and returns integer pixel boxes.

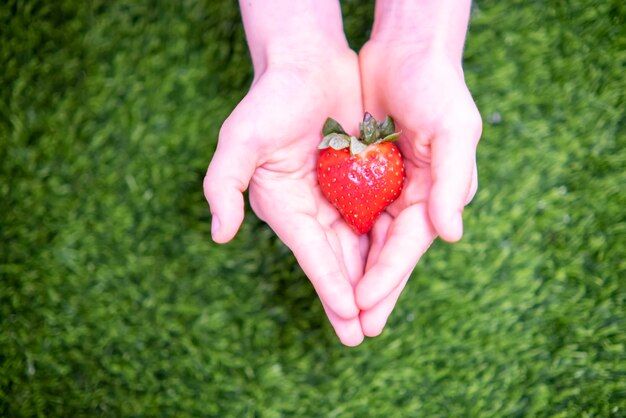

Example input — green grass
[1,0,625,416]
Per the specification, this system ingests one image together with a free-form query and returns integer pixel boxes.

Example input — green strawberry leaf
[318,135,332,149]
[329,134,351,150]
[320,114,399,150]
[378,116,395,137]
[350,136,368,155]
[381,132,401,142]
[318,133,350,150]
[322,118,347,136]
[361,113,379,144]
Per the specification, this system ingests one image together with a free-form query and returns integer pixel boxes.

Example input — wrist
[239,0,349,76]
[261,35,351,74]
[370,0,472,63]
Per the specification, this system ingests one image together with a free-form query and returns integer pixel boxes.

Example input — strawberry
[317,112,405,234]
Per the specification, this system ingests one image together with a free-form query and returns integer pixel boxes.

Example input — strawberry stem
[320,113,400,154]
[322,118,347,136]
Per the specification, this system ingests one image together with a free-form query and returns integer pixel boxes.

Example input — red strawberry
[317,113,405,234]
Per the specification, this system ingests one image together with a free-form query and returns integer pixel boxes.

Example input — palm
[362,42,479,210]
[206,50,367,346]
[247,67,364,289]
[355,41,482,335]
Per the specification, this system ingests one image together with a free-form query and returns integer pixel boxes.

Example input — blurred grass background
[1,0,625,416]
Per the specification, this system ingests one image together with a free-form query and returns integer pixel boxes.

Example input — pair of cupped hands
[204,34,482,346]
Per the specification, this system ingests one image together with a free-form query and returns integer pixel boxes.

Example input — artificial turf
[1,0,625,416]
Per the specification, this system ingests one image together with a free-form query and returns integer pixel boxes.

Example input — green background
[1,0,625,416]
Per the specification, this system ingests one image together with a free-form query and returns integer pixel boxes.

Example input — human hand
[204,43,367,346]
[355,3,482,336]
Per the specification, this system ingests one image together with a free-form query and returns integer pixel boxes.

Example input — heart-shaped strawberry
[317,113,405,234]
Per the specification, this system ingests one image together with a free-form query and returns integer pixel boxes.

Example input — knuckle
[203,171,220,196]
[439,102,483,146]
[218,117,238,142]
[218,108,251,142]
[465,186,478,205]
[458,109,482,143]
[469,107,483,143]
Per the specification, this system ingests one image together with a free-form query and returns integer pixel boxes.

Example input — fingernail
[211,215,221,240]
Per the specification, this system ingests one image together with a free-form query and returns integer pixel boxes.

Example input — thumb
[429,115,481,242]
[204,121,257,243]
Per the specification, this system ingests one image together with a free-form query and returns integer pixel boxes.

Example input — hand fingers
[329,219,367,286]
[271,214,360,320]
[359,212,407,337]
[204,119,257,243]
[322,301,364,347]
[359,163,475,337]
[356,203,436,310]
[428,106,482,242]
[360,213,410,337]
[365,212,393,272]
[360,274,410,337]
